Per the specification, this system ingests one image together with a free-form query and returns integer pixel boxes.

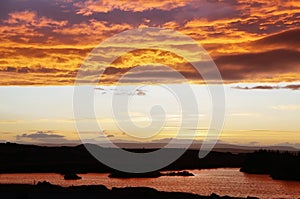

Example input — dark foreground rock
[63,173,82,180]
[0,182,259,199]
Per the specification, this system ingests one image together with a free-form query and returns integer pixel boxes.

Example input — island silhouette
[240,149,300,181]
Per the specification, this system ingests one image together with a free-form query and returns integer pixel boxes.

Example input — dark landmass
[63,173,82,180]
[108,170,194,178]
[164,170,194,176]
[1,142,299,182]
[240,150,300,181]
[0,142,244,174]
[109,171,162,178]
[0,182,259,199]
[16,141,299,153]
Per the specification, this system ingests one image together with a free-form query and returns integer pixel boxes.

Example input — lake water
[0,168,299,199]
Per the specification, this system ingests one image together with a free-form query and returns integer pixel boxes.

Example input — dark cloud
[104,66,132,75]
[233,85,278,90]
[136,89,146,96]
[254,28,300,48]
[0,0,80,24]
[94,87,147,96]
[16,131,65,140]
[121,69,197,81]
[169,1,240,26]
[0,66,65,73]
[212,29,300,81]
[106,134,115,138]
[0,47,91,58]
[233,84,300,90]
[14,131,82,145]
[284,84,300,90]
[216,49,300,80]
[94,87,105,91]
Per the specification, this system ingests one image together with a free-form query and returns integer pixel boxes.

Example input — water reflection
[0,168,299,198]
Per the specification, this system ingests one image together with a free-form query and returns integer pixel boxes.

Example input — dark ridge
[0,142,244,174]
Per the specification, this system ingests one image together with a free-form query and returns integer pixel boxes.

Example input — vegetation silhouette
[240,150,300,181]
[0,143,244,174]
[1,143,299,181]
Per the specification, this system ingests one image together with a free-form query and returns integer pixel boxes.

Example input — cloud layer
[0,0,299,85]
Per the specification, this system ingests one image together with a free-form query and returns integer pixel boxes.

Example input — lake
[0,168,299,198]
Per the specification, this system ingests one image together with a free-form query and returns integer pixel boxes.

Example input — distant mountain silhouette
[15,140,299,153]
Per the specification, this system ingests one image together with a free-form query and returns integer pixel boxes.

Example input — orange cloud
[74,0,192,15]
[104,49,202,84]
[0,0,299,85]
[53,19,132,45]
[4,10,68,27]
[6,10,36,24]
[1,28,300,85]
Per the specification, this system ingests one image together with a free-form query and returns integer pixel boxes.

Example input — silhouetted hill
[240,150,300,181]
[0,142,244,174]
[2,142,299,182]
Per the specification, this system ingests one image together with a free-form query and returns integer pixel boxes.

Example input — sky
[0,0,300,148]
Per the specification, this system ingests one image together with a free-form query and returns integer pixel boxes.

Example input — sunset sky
[0,0,300,148]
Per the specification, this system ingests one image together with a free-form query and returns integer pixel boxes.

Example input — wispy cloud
[271,105,300,111]
[94,87,147,96]
[230,112,259,117]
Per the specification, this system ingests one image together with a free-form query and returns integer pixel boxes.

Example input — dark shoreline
[240,150,300,181]
[0,142,245,174]
[1,143,299,182]
[0,182,259,199]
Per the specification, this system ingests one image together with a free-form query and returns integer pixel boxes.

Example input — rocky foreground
[241,150,300,181]
[0,181,259,199]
